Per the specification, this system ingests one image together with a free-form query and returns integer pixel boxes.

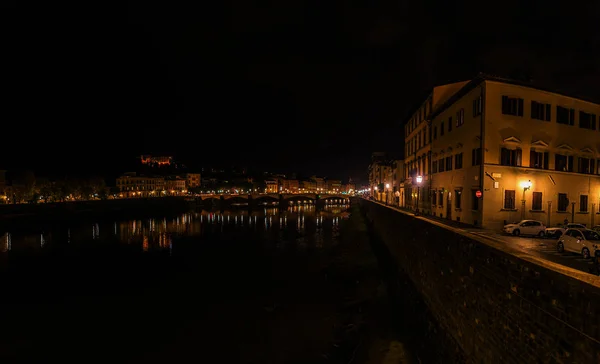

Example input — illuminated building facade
[300,180,316,193]
[265,180,278,193]
[165,177,186,194]
[184,173,201,189]
[140,155,173,166]
[281,179,299,193]
[326,180,342,193]
[116,173,165,198]
[429,74,600,230]
[403,80,469,213]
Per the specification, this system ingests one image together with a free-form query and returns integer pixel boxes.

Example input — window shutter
[545,104,551,121]
[530,150,536,167]
[568,155,574,171]
[543,152,549,169]
[516,149,522,166]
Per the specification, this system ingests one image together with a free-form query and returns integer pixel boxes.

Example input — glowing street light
[416,175,423,214]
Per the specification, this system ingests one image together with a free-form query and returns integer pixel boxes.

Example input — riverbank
[0,197,192,225]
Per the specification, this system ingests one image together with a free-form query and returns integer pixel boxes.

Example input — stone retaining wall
[360,199,600,363]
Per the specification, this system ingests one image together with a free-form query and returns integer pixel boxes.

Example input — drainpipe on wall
[479,82,486,227]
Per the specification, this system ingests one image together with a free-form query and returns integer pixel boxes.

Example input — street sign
[475,190,482,198]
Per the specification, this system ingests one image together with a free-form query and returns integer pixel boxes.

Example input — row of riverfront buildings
[369,74,600,230]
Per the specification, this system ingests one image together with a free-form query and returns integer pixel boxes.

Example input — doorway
[446,191,452,220]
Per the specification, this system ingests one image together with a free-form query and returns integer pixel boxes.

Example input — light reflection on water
[0,204,350,255]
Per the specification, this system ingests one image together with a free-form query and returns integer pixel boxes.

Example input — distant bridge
[198,193,350,202]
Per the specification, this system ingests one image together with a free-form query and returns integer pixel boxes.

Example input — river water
[0,203,353,363]
[0,201,458,363]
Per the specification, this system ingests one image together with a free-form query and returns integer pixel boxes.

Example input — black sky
[3,1,600,181]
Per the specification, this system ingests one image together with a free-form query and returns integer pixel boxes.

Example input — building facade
[265,180,278,193]
[429,75,600,230]
[117,173,166,198]
[403,81,469,213]
[368,153,396,203]
[165,177,186,194]
[184,173,201,189]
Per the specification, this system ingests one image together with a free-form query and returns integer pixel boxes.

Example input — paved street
[371,200,599,276]
[468,230,599,275]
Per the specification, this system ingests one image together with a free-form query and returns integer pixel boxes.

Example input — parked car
[592,225,600,233]
[503,220,546,237]
[544,223,587,239]
[557,228,600,260]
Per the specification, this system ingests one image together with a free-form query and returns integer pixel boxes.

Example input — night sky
[3,1,600,181]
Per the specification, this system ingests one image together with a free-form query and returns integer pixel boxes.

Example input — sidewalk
[371,200,486,232]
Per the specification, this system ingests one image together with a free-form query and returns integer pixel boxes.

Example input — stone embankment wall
[360,199,600,363]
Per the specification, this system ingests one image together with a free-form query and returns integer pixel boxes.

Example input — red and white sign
[475,190,482,198]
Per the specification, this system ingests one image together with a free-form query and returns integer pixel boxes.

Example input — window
[578,157,595,174]
[504,190,516,209]
[432,190,437,205]
[529,150,549,169]
[440,122,445,136]
[433,126,437,140]
[438,190,443,205]
[531,101,551,121]
[556,106,575,125]
[456,109,465,127]
[432,160,438,173]
[580,195,589,212]
[471,190,479,210]
[501,96,524,116]
[455,190,462,209]
[455,153,463,169]
[448,117,452,132]
[472,148,482,166]
[473,96,482,117]
[558,193,569,212]
[532,192,543,211]
[579,111,597,130]
[555,154,574,172]
[438,158,445,172]
[500,148,522,166]
[445,156,453,171]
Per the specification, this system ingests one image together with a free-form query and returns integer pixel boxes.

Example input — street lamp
[520,180,532,220]
[416,175,423,214]
[385,183,390,205]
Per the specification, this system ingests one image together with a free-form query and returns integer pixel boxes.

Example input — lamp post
[416,175,423,214]
[521,180,532,220]
[385,183,390,205]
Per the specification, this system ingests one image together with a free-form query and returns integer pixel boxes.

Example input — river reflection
[0,204,350,256]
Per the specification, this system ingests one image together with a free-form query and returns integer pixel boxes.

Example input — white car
[544,223,587,239]
[557,228,600,260]
[503,220,546,237]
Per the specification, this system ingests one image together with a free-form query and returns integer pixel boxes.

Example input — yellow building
[116,173,165,198]
[403,81,469,213]
[265,179,279,193]
[429,74,600,230]
[368,153,400,204]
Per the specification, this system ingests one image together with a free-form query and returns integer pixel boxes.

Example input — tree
[109,186,121,199]
[39,182,53,203]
